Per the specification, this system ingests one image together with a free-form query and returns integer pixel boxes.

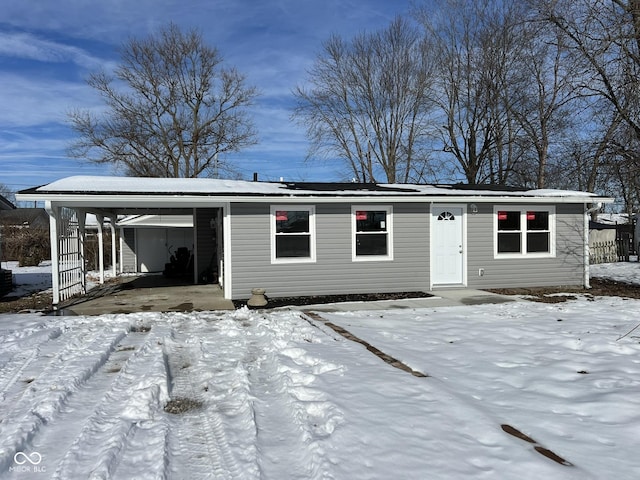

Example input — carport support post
[77,209,87,294]
[108,219,116,277]
[45,201,61,307]
[96,214,104,285]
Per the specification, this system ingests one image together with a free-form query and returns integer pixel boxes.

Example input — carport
[18,176,231,309]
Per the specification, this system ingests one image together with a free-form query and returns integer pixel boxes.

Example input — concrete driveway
[58,275,234,316]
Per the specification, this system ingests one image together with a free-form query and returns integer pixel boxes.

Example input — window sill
[271,258,316,265]
[494,253,555,260]
[352,256,394,262]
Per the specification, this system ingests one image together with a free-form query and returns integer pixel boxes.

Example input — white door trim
[430,203,467,288]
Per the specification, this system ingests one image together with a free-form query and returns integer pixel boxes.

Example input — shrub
[0,226,50,266]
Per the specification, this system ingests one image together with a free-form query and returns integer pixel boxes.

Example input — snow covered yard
[0,261,639,479]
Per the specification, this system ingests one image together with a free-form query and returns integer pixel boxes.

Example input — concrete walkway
[55,273,517,316]
[295,289,519,312]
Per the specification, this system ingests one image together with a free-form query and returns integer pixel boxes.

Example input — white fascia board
[17,194,229,209]
[225,195,614,204]
[17,192,614,206]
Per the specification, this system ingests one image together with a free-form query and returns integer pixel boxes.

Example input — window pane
[527,211,549,231]
[498,232,521,253]
[276,235,310,257]
[356,233,387,255]
[527,232,549,252]
[356,211,387,232]
[276,211,309,234]
[498,211,520,231]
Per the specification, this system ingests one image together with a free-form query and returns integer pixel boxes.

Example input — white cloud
[0,0,413,185]
[0,31,104,69]
[0,73,103,128]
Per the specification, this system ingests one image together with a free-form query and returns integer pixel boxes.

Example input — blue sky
[0,0,415,194]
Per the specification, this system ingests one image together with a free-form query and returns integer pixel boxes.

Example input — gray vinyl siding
[120,228,136,272]
[229,201,586,299]
[230,202,430,299]
[465,203,585,289]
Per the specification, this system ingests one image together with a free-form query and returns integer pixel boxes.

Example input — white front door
[431,206,465,285]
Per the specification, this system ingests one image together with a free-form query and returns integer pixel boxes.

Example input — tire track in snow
[245,310,344,480]
[0,326,63,405]
[3,328,153,479]
[51,322,171,480]
[0,323,129,475]
[165,319,247,480]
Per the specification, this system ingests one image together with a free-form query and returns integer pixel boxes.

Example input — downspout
[584,202,603,288]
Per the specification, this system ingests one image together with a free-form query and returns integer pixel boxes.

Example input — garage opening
[119,207,224,286]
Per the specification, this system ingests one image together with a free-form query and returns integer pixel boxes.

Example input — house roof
[0,194,15,210]
[0,208,49,228]
[16,175,613,214]
[21,175,611,198]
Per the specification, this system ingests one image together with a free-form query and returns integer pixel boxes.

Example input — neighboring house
[0,193,15,211]
[0,208,49,229]
[17,176,613,307]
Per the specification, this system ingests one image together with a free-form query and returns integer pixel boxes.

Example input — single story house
[17,176,613,308]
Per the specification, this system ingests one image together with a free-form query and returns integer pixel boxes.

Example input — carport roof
[17,175,613,206]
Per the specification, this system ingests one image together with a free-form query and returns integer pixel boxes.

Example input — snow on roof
[27,175,606,200]
[597,213,631,225]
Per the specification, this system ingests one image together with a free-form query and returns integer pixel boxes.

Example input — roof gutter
[16,192,615,206]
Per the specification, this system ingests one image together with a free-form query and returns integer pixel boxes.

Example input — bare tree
[292,17,435,183]
[507,19,580,188]
[418,0,529,184]
[536,0,640,139]
[68,23,258,178]
[529,0,640,206]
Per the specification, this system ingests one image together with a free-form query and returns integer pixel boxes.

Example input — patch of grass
[164,397,204,414]
[129,325,151,333]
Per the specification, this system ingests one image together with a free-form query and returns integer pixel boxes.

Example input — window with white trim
[352,206,393,260]
[271,206,316,263]
[495,206,555,257]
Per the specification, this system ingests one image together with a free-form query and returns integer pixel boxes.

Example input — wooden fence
[590,240,620,264]
[589,227,634,264]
